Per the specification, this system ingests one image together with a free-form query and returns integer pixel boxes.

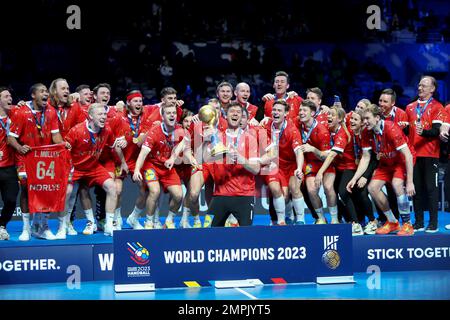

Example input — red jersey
[315,110,329,127]
[210,129,258,197]
[65,121,116,172]
[405,98,443,158]
[98,106,126,166]
[241,102,258,120]
[142,124,187,166]
[299,120,331,165]
[144,103,183,125]
[265,119,302,167]
[330,126,357,171]
[264,95,303,122]
[353,128,374,160]
[383,106,408,128]
[439,104,450,124]
[48,101,86,138]
[0,114,14,167]
[9,102,59,147]
[361,120,410,167]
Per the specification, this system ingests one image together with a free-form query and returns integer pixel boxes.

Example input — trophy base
[211,145,229,157]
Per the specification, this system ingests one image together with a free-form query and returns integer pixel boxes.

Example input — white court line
[234,287,257,300]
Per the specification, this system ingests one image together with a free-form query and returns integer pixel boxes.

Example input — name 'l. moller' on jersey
[33,150,60,158]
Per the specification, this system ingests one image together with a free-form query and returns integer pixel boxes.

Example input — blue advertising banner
[93,244,114,281]
[353,234,450,272]
[113,224,353,290]
[0,245,93,285]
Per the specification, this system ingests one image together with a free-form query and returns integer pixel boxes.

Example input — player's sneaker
[352,223,364,236]
[97,219,106,232]
[37,225,57,240]
[295,220,305,225]
[179,219,191,229]
[126,215,144,230]
[364,220,378,235]
[19,228,31,241]
[66,222,78,235]
[0,226,10,240]
[144,219,154,230]
[331,218,340,224]
[203,215,212,228]
[55,224,67,240]
[413,222,425,232]
[397,222,414,236]
[445,224,450,230]
[153,220,163,229]
[83,221,97,235]
[376,221,400,235]
[425,223,439,233]
[163,220,176,229]
[104,221,114,237]
[193,219,202,228]
[285,215,295,225]
[277,221,287,226]
[314,218,327,225]
[113,221,122,231]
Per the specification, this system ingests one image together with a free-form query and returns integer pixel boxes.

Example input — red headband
[127,92,143,102]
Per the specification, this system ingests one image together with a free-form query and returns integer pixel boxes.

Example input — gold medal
[133,137,139,144]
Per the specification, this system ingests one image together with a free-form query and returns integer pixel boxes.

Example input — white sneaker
[0,226,10,240]
[179,219,191,228]
[18,228,31,241]
[144,219,154,230]
[364,220,378,235]
[104,221,114,236]
[445,224,450,230]
[153,220,163,229]
[113,221,122,231]
[126,214,144,230]
[331,218,340,224]
[38,226,57,240]
[55,225,67,240]
[66,222,78,236]
[83,221,97,235]
[352,223,364,236]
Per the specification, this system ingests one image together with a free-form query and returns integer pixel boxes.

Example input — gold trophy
[198,104,228,157]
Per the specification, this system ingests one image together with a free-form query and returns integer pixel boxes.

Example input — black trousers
[413,157,439,225]
[95,185,106,221]
[0,166,19,227]
[350,179,375,223]
[445,160,450,211]
[210,196,254,227]
[334,170,359,223]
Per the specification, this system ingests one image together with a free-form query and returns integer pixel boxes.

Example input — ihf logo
[322,236,341,270]
[127,242,150,266]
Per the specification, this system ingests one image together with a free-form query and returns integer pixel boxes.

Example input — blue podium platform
[1,213,450,285]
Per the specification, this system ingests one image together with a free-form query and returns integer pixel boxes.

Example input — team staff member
[0,88,19,240]
[207,103,260,227]
[405,76,443,233]
[347,104,416,236]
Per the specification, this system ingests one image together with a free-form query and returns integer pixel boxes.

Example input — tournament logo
[144,169,157,182]
[322,236,341,269]
[305,164,313,175]
[127,242,150,266]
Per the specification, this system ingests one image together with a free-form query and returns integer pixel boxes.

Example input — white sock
[285,200,294,220]
[166,211,176,223]
[329,205,338,221]
[114,207,122,221]
[273,196,286,223]
[316,208,325,220]
[106,212,115,225]
[146,214,154,222]
[131,206,144,217]
[292,197,306,223]
[384,210,397,223]
[154,206,160,219]
[22,213,30,230]
[84,209,95,224]
[58,213,67,227]
[182,207,191,221]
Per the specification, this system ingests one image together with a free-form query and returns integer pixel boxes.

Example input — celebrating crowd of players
[0,71,450,241]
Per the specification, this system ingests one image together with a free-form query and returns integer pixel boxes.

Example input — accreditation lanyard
[353,134,360,159]
[226,128,243,149]
[416,97,433,122]
[161,123,175,148]
[57,107,67,125]
[128,114,141,138]
[301,119,317,143]
[271,120,286,146]
[0,117,10,135]
[28,102,46,137]
[373,120,384,154]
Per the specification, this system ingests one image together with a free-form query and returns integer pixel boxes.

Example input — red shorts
[372,164,406,183]
[143,163,181,189]
[194,163,213,183]
[175,164,194,185]
[263,164,296,188]
[303,161,335,178]
[72,163,112,188]
[101,160,117,174]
